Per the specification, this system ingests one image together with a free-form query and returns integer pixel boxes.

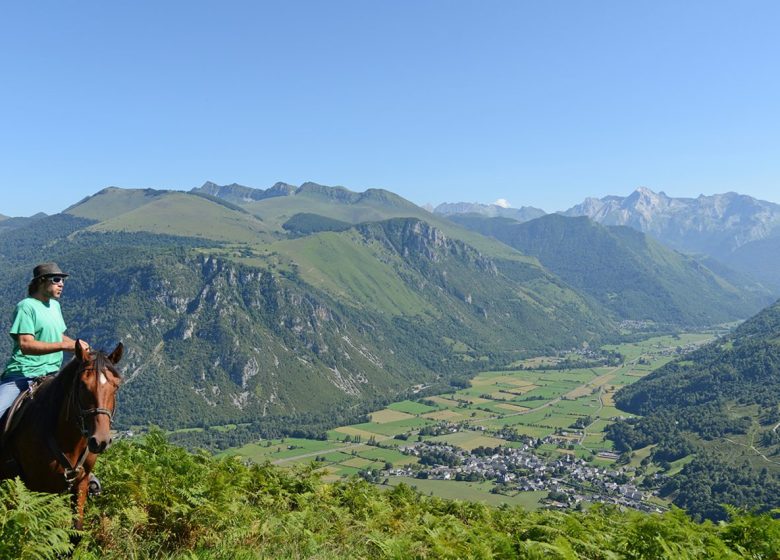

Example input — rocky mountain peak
[564,188,780,260]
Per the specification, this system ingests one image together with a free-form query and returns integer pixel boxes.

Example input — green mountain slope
[0,204,613,437]
[64,187,171,221]
[608,300,780,520]
[66,189,272,243]
[0,213,48,233]
[614,299,780,420]
[270,218,610,349]
[724,235,780,293]
[449,213,771,326]
[195,181,525,261]
[239,182,429,232]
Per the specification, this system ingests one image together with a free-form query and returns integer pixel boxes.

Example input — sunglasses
[48,276,65,284]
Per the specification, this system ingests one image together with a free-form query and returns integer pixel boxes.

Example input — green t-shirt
[3,297,67,378]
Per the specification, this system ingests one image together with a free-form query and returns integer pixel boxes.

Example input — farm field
[222,332,715,504]
[384,477,547,509]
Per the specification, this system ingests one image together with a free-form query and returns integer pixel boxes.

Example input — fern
[62,430,780,558]
[0,477,76,560]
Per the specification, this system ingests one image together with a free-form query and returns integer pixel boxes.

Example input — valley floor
[221,331,717,513]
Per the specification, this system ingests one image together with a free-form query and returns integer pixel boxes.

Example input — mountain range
[564,188,780,291]
[434,202,546,222]
[0,184,609,434]
[440,187,780,293]
[0,181,775,441]
[446,213,772,326]
[563,187,780,256]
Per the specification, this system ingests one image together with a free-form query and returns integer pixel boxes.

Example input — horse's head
[72,340,123,454]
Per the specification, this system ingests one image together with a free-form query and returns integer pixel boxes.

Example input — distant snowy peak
[434,202,545,223]
[563,187,780,256]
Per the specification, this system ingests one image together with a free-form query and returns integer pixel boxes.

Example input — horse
[0,340,123,529]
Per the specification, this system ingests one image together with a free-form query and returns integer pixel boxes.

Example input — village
[364,424,666,514]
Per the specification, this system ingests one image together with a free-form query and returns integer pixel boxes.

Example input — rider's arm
[61,335,86,351]
[17,333,87,355]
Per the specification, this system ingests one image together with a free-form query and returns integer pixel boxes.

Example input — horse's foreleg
[71,478,89,531]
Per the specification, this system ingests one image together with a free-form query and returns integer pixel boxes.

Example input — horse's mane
[32,350,121,426]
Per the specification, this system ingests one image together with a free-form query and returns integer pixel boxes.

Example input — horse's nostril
[88,437,107,453]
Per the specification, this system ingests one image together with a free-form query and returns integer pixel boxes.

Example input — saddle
[0,375,55,447]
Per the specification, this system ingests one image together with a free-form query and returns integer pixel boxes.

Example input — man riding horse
[0,262,101,494]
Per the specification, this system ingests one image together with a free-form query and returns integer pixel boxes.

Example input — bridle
[48,357,120,489]
[76,406,114,438]
[73,364,118,438]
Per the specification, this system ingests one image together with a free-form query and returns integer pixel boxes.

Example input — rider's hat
[32,262,69,280]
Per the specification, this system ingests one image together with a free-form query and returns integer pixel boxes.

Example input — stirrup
[88,473,102,496]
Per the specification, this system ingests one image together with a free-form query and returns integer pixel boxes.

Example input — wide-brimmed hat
[32,262,69,280]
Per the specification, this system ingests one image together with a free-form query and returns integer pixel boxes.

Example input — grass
[388,400,441,415]
[65,187,169,221]
[350,417,436,437]
[272,231,434,315]
[220,438,342,462]
[628,445,656,468]
[333,426,385,440]
[426,430,508,451]
[355,447,412,465]
[384,477,546,509]
[370,409,416,423]
[666,455,696,476]
[89,192,271,243]
[423,409,471,421]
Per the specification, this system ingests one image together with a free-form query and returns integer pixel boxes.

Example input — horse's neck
[40,374,86,452]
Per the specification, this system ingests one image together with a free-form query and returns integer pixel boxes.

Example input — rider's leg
[0,377,31,421]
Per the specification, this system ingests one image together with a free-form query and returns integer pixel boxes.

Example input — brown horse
[0,340,123,529]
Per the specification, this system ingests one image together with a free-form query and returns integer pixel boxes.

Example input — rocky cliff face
[563,187,780,259]
[194,181,418,210]
[0,212,611,431]
[193,181,296,203]
[60,251,423,429]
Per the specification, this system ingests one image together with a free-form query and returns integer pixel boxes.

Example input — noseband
[76,405,114,438]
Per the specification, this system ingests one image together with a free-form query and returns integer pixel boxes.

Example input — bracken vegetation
[3,431,780,559]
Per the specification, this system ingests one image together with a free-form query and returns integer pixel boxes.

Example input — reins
[47,437,91,489]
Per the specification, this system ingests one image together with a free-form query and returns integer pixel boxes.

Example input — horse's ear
[108,342,123,364]
[75,339,89,362]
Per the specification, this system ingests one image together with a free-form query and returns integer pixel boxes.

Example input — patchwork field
[221,332,715,505]
[370,409,415,423]
[384,477,547,509]
[428,430,507,451]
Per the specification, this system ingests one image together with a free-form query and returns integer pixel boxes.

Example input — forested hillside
[0,190,612,441]
[608,300,780,520]
[3,432,778,559]
[448,213,771,326]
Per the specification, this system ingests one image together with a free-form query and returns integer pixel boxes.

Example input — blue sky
[1,1,778,217]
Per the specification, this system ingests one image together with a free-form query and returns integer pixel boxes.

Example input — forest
[607,300,780,520]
